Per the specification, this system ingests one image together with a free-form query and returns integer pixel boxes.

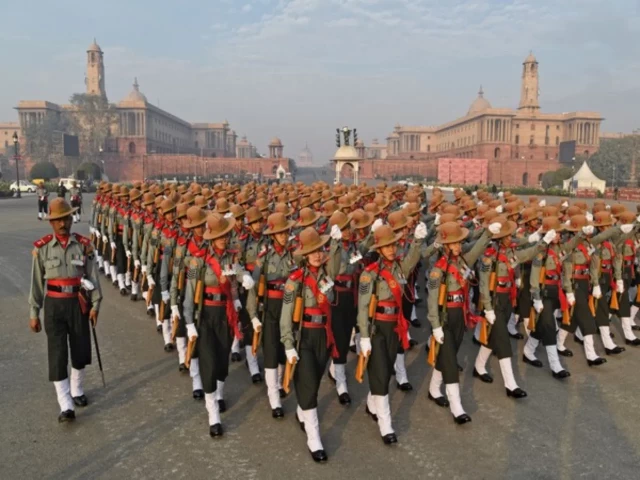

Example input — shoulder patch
[178,236,188,246]
[285,282,295,292]
[34,234,54,248]
[428,269,442,289]
[73,233,91,246]
[361,273,371,283]
[482,256,492,265]
[289,268,303,281]
[365,262,379,273]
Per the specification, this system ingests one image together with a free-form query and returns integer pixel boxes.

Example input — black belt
[204,293,227,302]
[303,314,326,324]
[376,306,399,315]
[267,282,285,291]
[545,275,560,281]
[47,285,80,293]
[447,294,464,303]
[335,280,353,288]
[497,282,512,288]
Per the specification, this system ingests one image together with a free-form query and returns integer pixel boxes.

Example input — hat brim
[370,231,403,251]
[492,221,517,239]
[565,222,592,232]
[130,192,143,202]
[592,220,613,227]
[184,216,207,229]
[294,234,330,257]
[203,220,235,240]
[246,215,264,225]
[390,220,409,232]
[518,214,540,225]
[296,215,320,228]
[49,207,78,221]
[142,198,155,206]
[264,219,296,235]
[162,205,177,215]
[437,227,470,244]
[333,214,351,231]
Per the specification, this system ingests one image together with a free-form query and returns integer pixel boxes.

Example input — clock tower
[86,39,106,98]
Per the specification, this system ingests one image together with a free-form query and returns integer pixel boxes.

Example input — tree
[541,166,572,190]
[76,162,101,181]
[67,93,117,164]
[30,161,59,180]
[588,136,640,187]
[22,113,72,165]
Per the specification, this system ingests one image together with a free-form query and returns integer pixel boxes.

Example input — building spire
[133,77,139,90]
[478,85,484,97]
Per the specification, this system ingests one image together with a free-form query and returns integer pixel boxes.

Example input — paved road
[2,194,640,480]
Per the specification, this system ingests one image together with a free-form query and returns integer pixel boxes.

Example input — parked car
[10,180,37,193]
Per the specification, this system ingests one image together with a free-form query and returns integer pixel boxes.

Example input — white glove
[186,323,198,339]
[495,205,503,213]
[533,299,544,313]
[582,225,594,235]
[477,200,483,206]
[251,317,262,332]
[488,222,501,235]
[234,299,242,312]
[242,273,255,290]
[371,218,383,233]
[95,231,101,239]
[637,215,640,223]
[81,278,95,291]
[498,192,504,198]
[330,224,342,240]
[616,279,625,293]
[89,227,95,235]
[433,326,444,344]
[147,275,155,287]
[539,199,546,207]
[401,202,410,209]
[126,250,132,258]
[359,337,372,357]
[605,204,611,210]
[161,290,170,303]
[285,348,299,364]
[566,292,576,306]
[562,201,569,208]
[110,241,117,250]
[224,212,234,219]
[485,310,496,325]
[565,219,571,226]
[592,285,602,299]
[141,265,148,274]
[528,232,541,243]
[134,259,141,268]
[414,221,427,239]
[434,213,441,226]
[585,212,593,222]
[171,305,180,319]
[516,277,522,288]
[621,224,634,234]
[543,229,556,244]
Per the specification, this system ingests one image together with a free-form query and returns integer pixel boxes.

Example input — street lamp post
[569,156,576,195]
[98,146,104,181]
[522,155,527,186]
[12,132,21,198]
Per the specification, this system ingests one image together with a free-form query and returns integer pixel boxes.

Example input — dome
[237,135,249,146]
[87,38,102,52]
[467,86,491,115]
[355,139,364,147]
[333,145,360,161]
[269,137,283,146]
[120,78,147,105]
[524,51,537,64]
[389,131,400,139]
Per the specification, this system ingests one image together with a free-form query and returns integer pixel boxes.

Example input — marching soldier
[69,181,82,223]
[159,200,180,352]
[112,186,131,294]
[28,198,102,422]
[36,181,49,221]
[123,189,144,302]
[613,211,640,346]
[139,192,159,317]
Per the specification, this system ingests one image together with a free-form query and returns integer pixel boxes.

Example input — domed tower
[518,52,539,112]
[269,137,283,158]
[86,39,106,98]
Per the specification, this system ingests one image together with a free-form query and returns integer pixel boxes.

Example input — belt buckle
[61,285,74,293]
[383,307,396,315]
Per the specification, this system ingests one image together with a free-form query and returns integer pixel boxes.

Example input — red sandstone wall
[437,158,488,185]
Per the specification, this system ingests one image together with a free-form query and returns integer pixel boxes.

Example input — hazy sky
[1,0,638,162]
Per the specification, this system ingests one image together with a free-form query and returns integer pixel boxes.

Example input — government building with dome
[362,53,604,186]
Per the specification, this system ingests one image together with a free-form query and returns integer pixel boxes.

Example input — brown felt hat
[350,209,374,230]
[154,196,164,209]
[160,199,177,215]
[245,206,264,225]
[540,216,565,233]
[618,211,636,224]
[387,210,409,232]
[370,224,402,250]
[274,202,293,217]
[364,202,382,217]
[592,211,614,227]
[215,198,231,214]
[491,215,517,239]
[294,227,330,257]
[203,213,235,240]
[48,198,77,220]
[264,212,295,235]
[229,204,245,219]
[181,192,195,205]
[116,186,130,198]
[504,201,521,218]
[329,211,350,231]
[176,202,189,219]
[129,188,143,202]
[610,204,626,218]
[141,192,155,206]
[296,208,320,228]
[194,195,207,207]
[403,202,422,217]
[255,198,270,213]
[565,214,591,232]
[541,206,560,218]
[436,222,469,244]
[518,207,540,225]
[183,206,208,229]
[320,200,338,218]
[483,210,499,226]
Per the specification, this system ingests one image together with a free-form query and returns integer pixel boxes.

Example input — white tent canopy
[563,162,606,193]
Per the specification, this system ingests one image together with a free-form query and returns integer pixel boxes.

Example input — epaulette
[228,249,239,255]
[239,232,249,241]
[73,233,91,246]
[33,234,54,248]
[289,268,304,281]
[365,262,380,273]
[177,236,188,246]
[258,248,268,258]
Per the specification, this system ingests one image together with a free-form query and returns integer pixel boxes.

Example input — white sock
[302,408,324,451]
[38,212,42,219]
[374,395,394,436]
[355,332,362,355]
[190,358,203,391]
[349,329,356,348]
[546,345,564,373]
[621,317,638,341]
[296,405,304,425]
[142,290,148,302]
[523,336,539,361]
[557,329,569,351]
[507,314,519,335]
[583,335,599,361]
[498,358,519,391]
[523,317,531,337]
[154,304,161,326]
[367,392,376,414]
[103,261,111,278]
[474,321,481,341]
[394,353,409,385]
[162,319,171,344]
[334,363,348,395]
[176,337,187,364]
[265,368,281,409]
[474,345,492,374]
[277,363,284,389]
[53,378,74,412]
[215,380,224,401]
[231,337,240,354]
[245,346,260,376]
[429,369,444,398]
[117,273,125,290]
[110,265,117,281]
[599,326,617,350]
[445,383,466,417]
[631,305,639,325]
[411,304,417,321]
[131,282,140,295]
[96,256,103,268]
[125,272,131,287]
[575,327,584,341]
[205,392,220,425]
[69,368,85,397]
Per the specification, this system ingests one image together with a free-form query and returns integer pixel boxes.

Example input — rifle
[428,252,451,367]
[528,247,549,333]
[356,257,381,382]
[284,266,307,394]
[252,273,266,356]
[185,262,206,369]
[92,323,106,388]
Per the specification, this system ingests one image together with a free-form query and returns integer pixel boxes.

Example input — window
[556,136,560,145]
[531,123,535,130]
[129,141,136,154]
[545,136,549,145]
[494,147,501,159]
[556,125,560,130]
[545,153,549,160]
[515,135,519,145]
[529,135,534,146]
[516,124,520,129]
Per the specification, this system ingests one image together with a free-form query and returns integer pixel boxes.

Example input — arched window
[522,172,529,186]
[556,136,560,145]
[128,141,136,154]
[538,173,543,182]
[494,147,501,159]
